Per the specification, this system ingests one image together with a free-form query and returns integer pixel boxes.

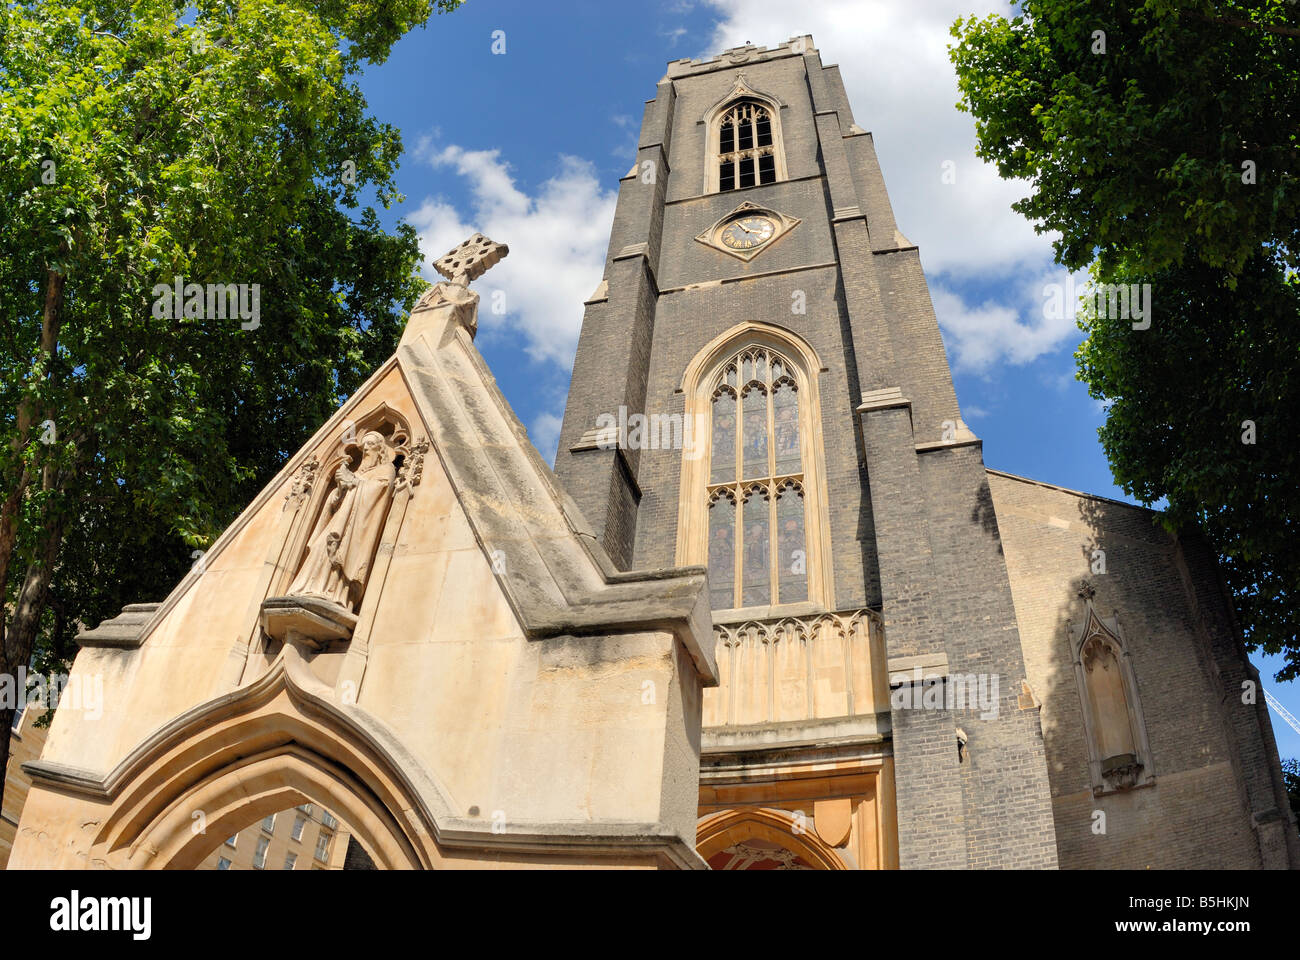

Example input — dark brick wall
[556,39,1065,868]
[988,471,1298,868]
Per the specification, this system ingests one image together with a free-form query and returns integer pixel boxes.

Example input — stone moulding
[705,608,886,729]
[259,594,358,647]
[697,807,846,871]
[75,602,160,648]
[395,316,716,683]
[23,640,705,869]
[73,328,716,683]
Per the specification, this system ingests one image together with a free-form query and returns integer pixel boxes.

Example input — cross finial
[434,233,509,287]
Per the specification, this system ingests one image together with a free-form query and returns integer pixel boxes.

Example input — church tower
[11,34,1293,874]
[555,35,1061,868]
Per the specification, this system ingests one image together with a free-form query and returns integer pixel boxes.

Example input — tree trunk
[0,266,65,815]
[0,480,71,817]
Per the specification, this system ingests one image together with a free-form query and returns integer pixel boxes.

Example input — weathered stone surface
[11,231,715,871]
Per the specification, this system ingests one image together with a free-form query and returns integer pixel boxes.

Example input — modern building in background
[1,706,49,869]
[198,802,350,871]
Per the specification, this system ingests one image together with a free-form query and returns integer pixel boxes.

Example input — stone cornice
[24,643,706,868]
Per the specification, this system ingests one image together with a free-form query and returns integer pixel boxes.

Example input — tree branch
[1180,10,1300,39]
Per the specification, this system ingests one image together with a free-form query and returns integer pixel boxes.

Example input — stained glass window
[704,345,808,610]
[741,487,770,607]
[708,493,737,610]
[710,390,736,484]
[741,387,767,478]
[776,484,807,604]
[772,382,800,476]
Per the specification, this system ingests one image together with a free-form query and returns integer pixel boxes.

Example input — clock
[696,203,800,262]
[719,216,777,251]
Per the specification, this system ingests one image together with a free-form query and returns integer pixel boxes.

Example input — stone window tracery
[717,100,778,191]
[679,324,832,616]
[706,346,808,609]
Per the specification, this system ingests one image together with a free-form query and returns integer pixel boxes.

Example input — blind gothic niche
[1070,583,1155,795]
[261,408,427,648]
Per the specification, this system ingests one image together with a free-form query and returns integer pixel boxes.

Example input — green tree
[0,0,460,809]
[1283,758,1300,836]
[950,1,1300,678]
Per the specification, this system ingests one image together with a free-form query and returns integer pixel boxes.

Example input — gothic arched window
[678,324,832,615]
[705,346,808,610]
[716,100,779,191]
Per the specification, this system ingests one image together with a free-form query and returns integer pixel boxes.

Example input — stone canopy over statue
[287,430,396,610]
[260,233,508,650]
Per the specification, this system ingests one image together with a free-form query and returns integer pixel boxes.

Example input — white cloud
[930,267,1088,374]
[530,411,564,466]
[702,0,1052,278]
[408,6,1078,393]
[610,115,639,161]
[407,145,617,370]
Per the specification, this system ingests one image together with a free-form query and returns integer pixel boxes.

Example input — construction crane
[1264,689,1300,738]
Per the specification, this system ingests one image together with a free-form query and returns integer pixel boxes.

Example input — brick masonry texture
[553,37,1296,869]
[988,470,1300,868]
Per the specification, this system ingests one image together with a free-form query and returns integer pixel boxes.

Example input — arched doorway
[68,656,442,870]
[197,798,368,871]
[697,808,848,870]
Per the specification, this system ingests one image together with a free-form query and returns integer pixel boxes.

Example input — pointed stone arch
[697,807,847,870]
[32,647,451,869]
[1069,587,1155,795]
[676,321,834,616]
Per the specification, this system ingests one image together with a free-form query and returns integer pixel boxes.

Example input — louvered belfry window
[717,100,777,191]
[706,346,807,610]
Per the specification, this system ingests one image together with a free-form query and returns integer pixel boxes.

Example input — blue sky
[351,0,1299,757]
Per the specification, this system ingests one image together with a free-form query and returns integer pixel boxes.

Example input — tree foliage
[950,1,1300,678]
[0,0,460,801]
[1283,757,1300,835]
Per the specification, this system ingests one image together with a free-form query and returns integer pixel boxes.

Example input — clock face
[719,215,777,251]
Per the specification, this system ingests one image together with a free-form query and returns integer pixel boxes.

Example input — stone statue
[287,430,396,612]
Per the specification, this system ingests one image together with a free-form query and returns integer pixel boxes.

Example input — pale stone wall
[1,707,49,868]
[11,270,715,870]
[988,469,1297,869]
